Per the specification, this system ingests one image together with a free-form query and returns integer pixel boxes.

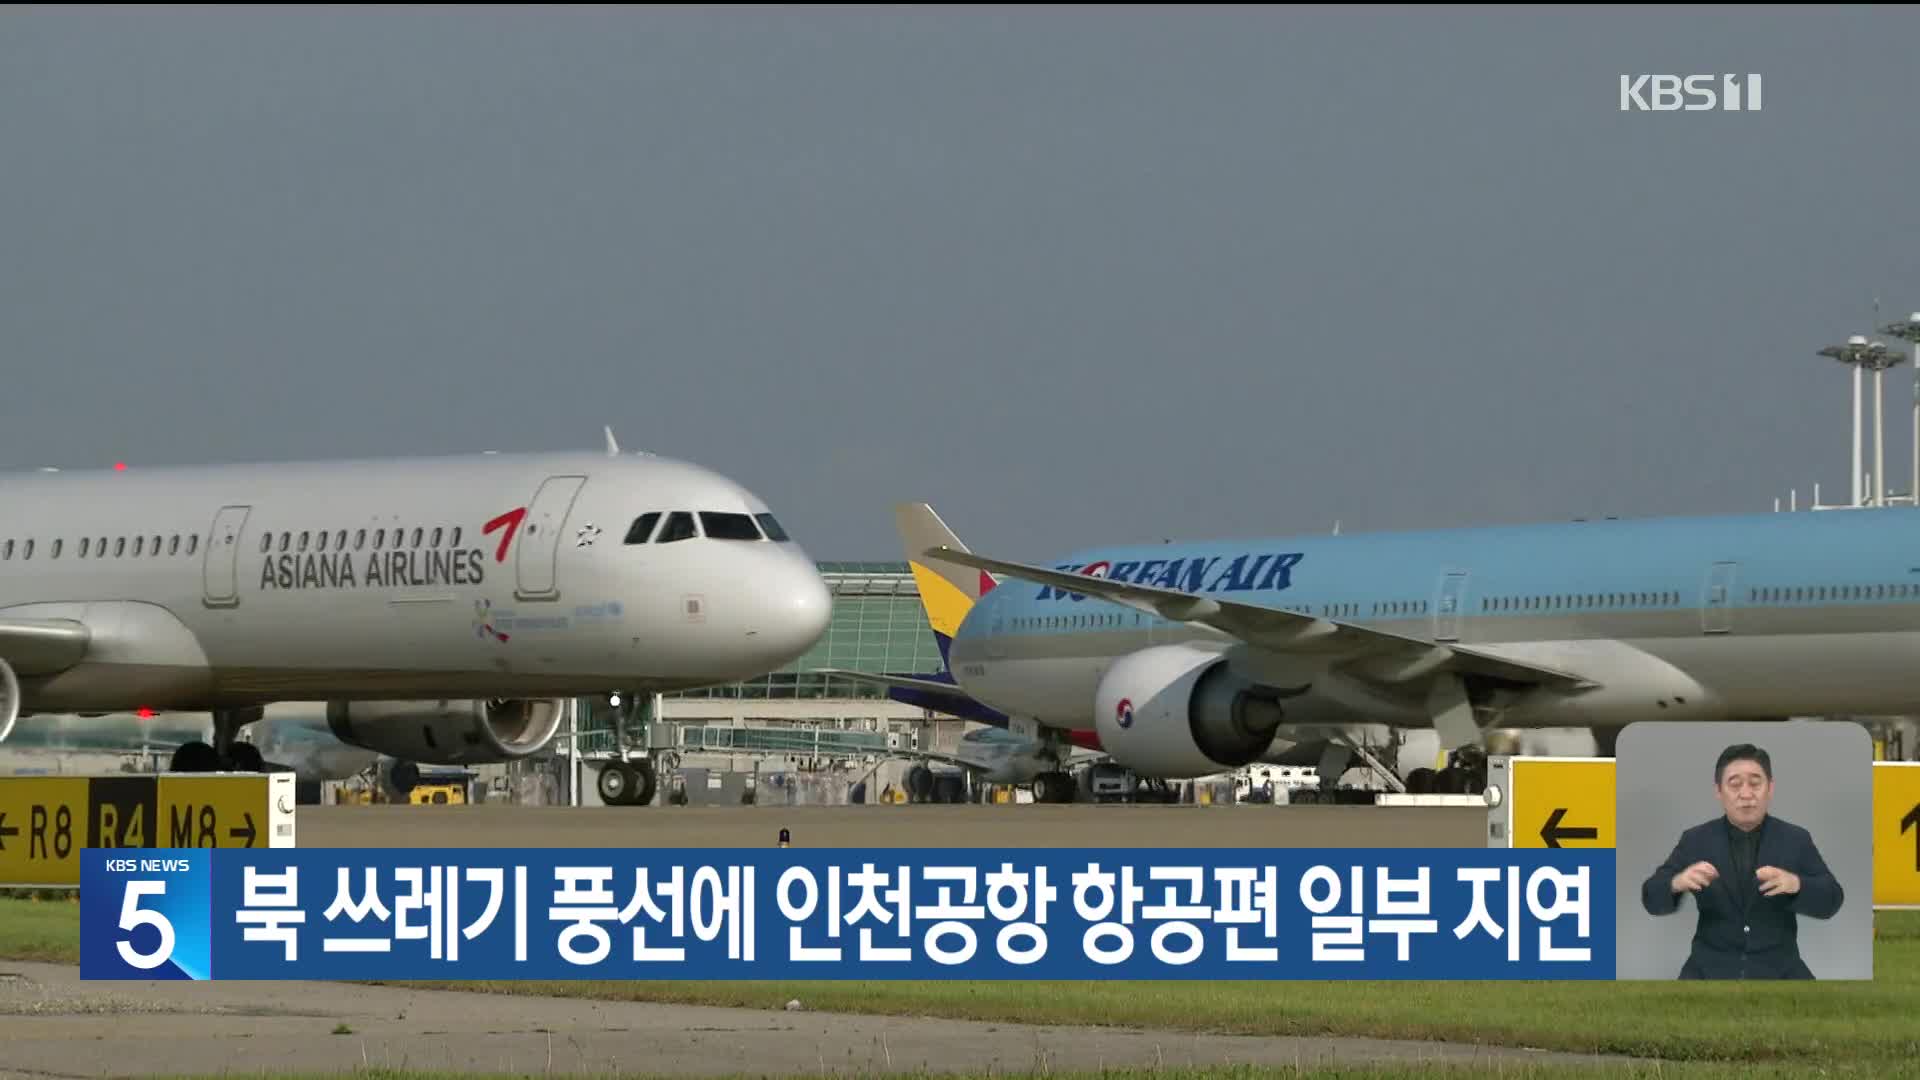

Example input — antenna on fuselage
[604,425,620,456]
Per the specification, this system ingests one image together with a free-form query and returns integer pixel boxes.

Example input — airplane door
[202,505,251,608]
[1434,571,1469,642]
[1702,561,1738,634]
[517,475,588,600]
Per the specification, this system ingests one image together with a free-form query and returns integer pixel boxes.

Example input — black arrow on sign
[229,813,257,847]
[1902,802,1919,874]
[1541,807,1598,848]
[0,812,16,852]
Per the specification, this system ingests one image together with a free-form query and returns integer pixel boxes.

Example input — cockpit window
[656,511,697,544]
[755,513,790,542]
[700,512,762,541]
[624,512,661,545]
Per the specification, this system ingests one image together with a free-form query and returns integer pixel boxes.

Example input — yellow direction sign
[0,773,296,886]
[1486,756,1615,849]
[88,776,160,851]
[157,774,297,850]
[0,777,92,886]
[1873,762,1920,907]
[1485,756,1920,907]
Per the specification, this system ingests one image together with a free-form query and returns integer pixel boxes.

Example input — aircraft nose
[750,554,831,664]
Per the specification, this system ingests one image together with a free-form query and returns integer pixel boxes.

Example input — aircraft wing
[923,547,1595,692]
[0,617,90,675]
[812,669,972,695]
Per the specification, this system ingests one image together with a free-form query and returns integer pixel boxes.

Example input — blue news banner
[80,848,1615,980]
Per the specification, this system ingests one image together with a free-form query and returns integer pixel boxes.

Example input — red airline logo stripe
[483,507,528,563]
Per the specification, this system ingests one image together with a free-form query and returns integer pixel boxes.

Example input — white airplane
[0,438,832,805]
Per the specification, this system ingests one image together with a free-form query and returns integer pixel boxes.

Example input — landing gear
[597,758,658,807]
[227,742,264,773]
[1434,747,1488,795]
[386,760,421,800]
[168,707,265,773]
[1592,725,1622,759]
[1403,751,1488,795]
[170,741,220,772]
[905,764,935,803]
[1031,770,1076,804]
[932,773,966,805]
[595,692,660,808]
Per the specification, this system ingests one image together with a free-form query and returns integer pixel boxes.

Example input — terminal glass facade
[666,561,945,700]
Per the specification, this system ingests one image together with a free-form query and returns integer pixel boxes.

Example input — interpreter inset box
[1615,720,1871,980]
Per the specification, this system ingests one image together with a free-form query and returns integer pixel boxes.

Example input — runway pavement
[0,960,1640,1078]
[297,802,1488,849]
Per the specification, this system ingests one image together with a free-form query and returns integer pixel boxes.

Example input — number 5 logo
[116,880,175,970]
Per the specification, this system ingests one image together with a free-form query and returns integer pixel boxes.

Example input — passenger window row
[1012,613,1131,631]
[1371,601,1429,616]
[0,535,199,562]
[624,511,792,545]
[1751,584,1917,603]
[255,526,463,555]
[1482,592,1679,612]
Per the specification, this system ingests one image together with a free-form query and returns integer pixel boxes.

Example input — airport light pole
[1868,341,1904,505]
[1880,314,1920,506]
[1818,336,1904,505]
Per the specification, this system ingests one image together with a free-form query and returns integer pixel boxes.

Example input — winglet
[604,426,620,456]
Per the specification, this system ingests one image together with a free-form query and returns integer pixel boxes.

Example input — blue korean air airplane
[837,502,1911,803]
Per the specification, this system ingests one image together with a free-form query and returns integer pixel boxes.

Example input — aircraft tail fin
[893,502,996,671]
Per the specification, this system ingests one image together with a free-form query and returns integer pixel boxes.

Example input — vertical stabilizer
[893,503,996,669]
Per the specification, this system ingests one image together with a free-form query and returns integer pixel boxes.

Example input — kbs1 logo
[1619,74,1762,112]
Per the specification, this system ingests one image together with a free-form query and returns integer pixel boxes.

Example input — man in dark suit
[1640,743,1843,979]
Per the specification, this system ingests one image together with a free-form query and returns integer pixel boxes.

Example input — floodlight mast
[1880,313,1920,506]
[1817,335,1904,505]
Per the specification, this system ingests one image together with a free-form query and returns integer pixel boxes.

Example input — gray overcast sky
[6,7,1920,560]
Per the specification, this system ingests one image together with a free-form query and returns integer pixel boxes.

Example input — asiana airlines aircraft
[0,435,832,805]
[842,501,1905,801]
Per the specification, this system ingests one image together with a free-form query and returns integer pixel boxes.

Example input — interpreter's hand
[1671,861,1718,894]
[1757,866,1801,897]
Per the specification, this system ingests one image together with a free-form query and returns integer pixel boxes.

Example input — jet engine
[1093,645,1299,778]
[325,698,565,765]
[0,658,17,745]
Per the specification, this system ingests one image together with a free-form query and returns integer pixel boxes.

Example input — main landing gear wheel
[905,764,935,803]
[598,759,657,807]
[169,708,270,774]
[226,742,264,773]
[1031,771,1075,804]
[168,706,269,774]
[170,741,221,773]
[387,761,421,799]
